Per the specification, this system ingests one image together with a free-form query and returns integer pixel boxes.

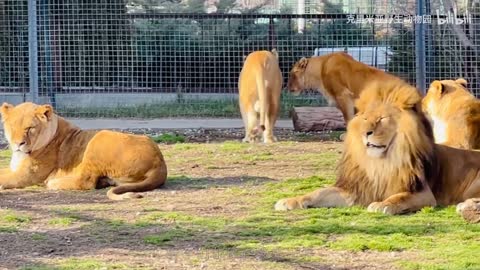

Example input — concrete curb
[61,118,294,130]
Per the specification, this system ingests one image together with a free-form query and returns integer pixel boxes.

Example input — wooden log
[291,107,345,132]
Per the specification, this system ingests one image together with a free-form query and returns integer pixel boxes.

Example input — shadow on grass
[0,175,276,209]
[1,174,479,270]
[0,207,338,270]
[0,193,478,270]
[165,175,277,190]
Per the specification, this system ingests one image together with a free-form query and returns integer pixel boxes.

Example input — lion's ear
[0,103,13,118]
[297,57,309,69]
[35,104,54,122]
[242,54,247,62]
[430,80,445,94]
[456,78,468,87]
[271,48,279,60]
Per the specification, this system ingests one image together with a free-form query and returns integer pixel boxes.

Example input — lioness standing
[287,52,408,124]
[0,102,167,200]
[238,49,282,143]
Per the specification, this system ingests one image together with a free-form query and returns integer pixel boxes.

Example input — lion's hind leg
[274,187,354,211]
[262,99,279,144]
[107,164,167,201]
[240,103,250,143]
[333,89,355,141]
[45,173,98,191]
[243,110,260,143]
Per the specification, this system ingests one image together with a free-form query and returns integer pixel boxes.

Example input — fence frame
[18,0,472,110]
[415,0,426,93]
[28,0,39,102]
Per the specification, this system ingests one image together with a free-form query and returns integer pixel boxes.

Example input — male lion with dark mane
[0,102,167,200]
[275,81,480,215]
[422,78,480,149]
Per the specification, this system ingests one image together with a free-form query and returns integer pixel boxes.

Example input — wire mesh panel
[424,0,480,95]
[30,0,417,118]
[0,0,29,103]
[4,0,480,118]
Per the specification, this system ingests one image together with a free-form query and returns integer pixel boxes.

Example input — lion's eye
[25,127,35,135]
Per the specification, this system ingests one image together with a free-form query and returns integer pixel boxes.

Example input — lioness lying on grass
[0,102,167,200]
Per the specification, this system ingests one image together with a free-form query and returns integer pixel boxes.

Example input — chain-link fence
[0,0,478,118]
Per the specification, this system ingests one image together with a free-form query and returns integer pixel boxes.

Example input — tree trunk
[291,107,345,132]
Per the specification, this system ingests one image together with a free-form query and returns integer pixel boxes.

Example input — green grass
[157,141,480,268]
[245,176,480,269]
[144,228,194,246]
[151,133,186,144]
[56,93,325,118]
[0,226,18,233]
[48,217,77,227]
[0,210,31,225]
[57,100,239,118]
[219,141,250,152]
[134,173,480,269]
[31,233,47,241]
[22,258,130,270]
[1,141,479,269]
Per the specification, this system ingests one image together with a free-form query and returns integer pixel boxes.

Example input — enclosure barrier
[0,0,478,118]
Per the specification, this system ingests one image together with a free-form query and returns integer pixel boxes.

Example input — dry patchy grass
[0,140,478,270]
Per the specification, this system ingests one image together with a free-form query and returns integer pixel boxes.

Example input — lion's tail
[106,162,167,201]
[256,67,267,132]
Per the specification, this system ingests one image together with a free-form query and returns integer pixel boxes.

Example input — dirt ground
[0,130,418,270]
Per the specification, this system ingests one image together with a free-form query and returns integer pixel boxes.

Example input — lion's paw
[457,198,480,214]
[45,178,62,190]
[367,201,399,215]
[263,137,277,144]
[274,198,304,211]
[456,198,480,223]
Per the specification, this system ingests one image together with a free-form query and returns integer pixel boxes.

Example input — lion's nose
[366,131,373,137]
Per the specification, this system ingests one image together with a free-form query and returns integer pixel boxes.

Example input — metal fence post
[28,0,39,103]
[415,0,426,94]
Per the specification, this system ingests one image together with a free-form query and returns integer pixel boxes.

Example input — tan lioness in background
[0,102,167,200]
[287,51,410,124]
[422,78,480,149]
[238,49,282,143]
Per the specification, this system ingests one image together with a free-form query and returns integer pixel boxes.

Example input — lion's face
[349,103,400,158]
[287,58,309,96]
[0,102,58,154]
